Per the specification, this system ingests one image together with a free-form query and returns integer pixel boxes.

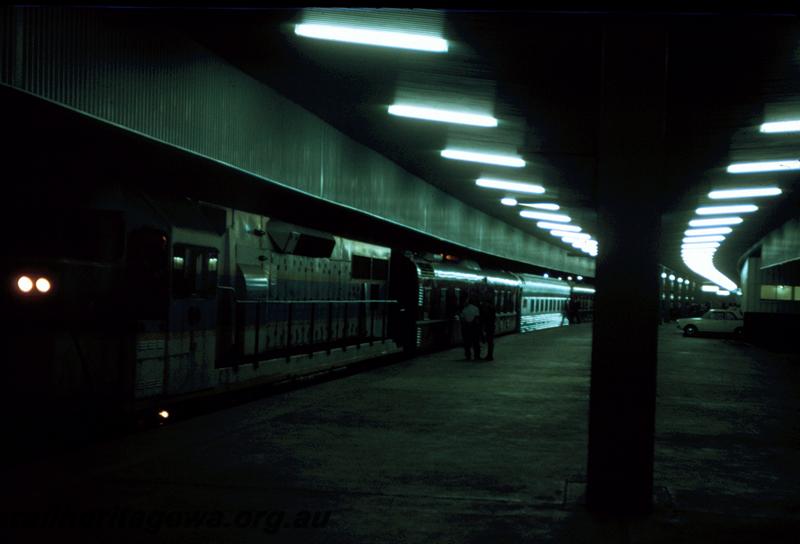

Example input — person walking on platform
[460,297,481,361]
[479,285,496,361]
[568,297,580,324]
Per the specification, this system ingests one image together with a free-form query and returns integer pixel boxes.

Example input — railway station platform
[2,325,800,542]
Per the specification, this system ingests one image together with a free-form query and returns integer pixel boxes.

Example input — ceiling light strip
[294,24,449,52]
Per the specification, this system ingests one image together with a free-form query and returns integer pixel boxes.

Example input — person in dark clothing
[460,297,481,361]
[479,280,496,361]
[568,297,581,324]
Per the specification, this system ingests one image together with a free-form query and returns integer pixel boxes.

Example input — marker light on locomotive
[17,275,34,293]
[35,277,51,293]
[15,274,52,295]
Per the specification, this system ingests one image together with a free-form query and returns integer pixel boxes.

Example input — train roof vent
[266,220,335,258]
[416,262,435,279]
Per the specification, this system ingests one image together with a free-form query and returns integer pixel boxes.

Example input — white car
[676,309,744,337]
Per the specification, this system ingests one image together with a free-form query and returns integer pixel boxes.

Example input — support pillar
[586,23,667,515]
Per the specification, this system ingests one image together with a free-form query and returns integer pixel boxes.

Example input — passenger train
[5,187,594,433]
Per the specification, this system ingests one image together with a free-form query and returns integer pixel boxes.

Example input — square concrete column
[586,23,667,514]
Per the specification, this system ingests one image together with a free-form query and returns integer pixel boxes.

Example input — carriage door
[167,231,220,395]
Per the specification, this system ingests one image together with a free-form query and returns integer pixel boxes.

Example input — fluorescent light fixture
[696,204,758,215]
[682,235,725,243]
[519,210,571,222]
[577,276,583,281]
[681,242,720,249]
[388,104,497,127]
[685,227,733,236]
[701,285,720,292]
[520,202,560,210]
[726,160,800,174]
[552,230,590,239]
[681,250,738,292]
[443,149,525,167]
[682,245,717,251]
[708,187,782,199]
[716,290,731,296]
[536,221,580,231]
[688,216,743,227]
[760,120,800,133]
[500,197,518,206]
[476,178,544,194]
[294,24,448,52]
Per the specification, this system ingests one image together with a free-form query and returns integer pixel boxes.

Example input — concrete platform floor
[3,324,800,542]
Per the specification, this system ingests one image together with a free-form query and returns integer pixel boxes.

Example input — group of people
[459,280,496,361]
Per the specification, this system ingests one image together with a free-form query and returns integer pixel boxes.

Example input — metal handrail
[234,299,398,305]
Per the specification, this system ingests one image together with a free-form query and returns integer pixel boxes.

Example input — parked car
[676,309,744,337]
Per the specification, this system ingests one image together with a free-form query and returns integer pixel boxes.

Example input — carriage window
[173,244,218,299]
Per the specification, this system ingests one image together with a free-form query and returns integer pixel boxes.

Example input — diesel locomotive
[5,186,594,437]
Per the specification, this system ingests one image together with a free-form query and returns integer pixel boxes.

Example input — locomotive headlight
[17,275,34,293]
[35,277,52,293]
